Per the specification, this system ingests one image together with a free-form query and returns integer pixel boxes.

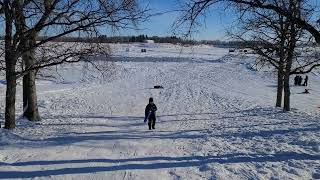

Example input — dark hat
[149,97,153,103]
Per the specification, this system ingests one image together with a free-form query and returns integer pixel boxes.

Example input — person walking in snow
[144,97,157,130]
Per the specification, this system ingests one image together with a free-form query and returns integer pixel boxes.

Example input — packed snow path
[0,44,319,179]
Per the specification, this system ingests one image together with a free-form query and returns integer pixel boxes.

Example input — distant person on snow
[303,75,309,86]
[298,76,303,86]
[144,97,157,130]
[294,75,298,86]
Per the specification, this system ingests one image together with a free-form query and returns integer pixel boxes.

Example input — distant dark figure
[144,97,157,130]
[154,85,163,89]
[298,76,303,86]
[303,89,310,94]
[303,75,309,86]
[294,76,299,86]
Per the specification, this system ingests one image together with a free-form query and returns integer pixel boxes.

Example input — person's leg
[152,118,156,129]
[148,120,152,130]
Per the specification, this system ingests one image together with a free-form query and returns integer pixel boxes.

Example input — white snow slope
[0,43,319,180]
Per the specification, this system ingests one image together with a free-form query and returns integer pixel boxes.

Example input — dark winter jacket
[145,103,157,120]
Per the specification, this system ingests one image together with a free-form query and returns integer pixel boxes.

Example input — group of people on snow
[294,75,308,86]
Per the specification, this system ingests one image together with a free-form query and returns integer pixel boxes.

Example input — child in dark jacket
[144,97,157,130]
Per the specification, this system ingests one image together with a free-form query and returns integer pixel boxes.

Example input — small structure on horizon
[144,39,155,43]
[229,48,235,53]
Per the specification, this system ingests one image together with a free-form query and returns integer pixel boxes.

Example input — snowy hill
[0,43,319,179]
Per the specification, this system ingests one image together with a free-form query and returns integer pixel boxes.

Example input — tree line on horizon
[0,34,282,48]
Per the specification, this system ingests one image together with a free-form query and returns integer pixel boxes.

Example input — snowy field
[0,43,319,179]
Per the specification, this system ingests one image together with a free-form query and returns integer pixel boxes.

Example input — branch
[229,0,320,43]
[15,0,149,57]
[290,64,320,75]
[16,42,108,78]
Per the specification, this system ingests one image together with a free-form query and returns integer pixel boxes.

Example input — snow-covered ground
[0,43,319,179]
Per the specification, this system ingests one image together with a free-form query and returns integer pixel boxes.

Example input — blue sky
[120,0,320,40]
[117,0,237,40]
[0,0,233,40]
[1,0,318,41]
[0,0,235,40]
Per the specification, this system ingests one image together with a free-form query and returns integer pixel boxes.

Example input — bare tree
[2,0,17,129]
[0,0,148,129]
[176,0,320,43]
[229,0,307,111]
[177,0,320,111]
[230,9,294,108]
[229,0,320,43]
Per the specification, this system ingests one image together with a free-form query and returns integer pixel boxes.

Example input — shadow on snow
[0,152,319,178]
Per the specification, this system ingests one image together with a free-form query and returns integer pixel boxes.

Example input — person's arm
[145,105,150,117]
